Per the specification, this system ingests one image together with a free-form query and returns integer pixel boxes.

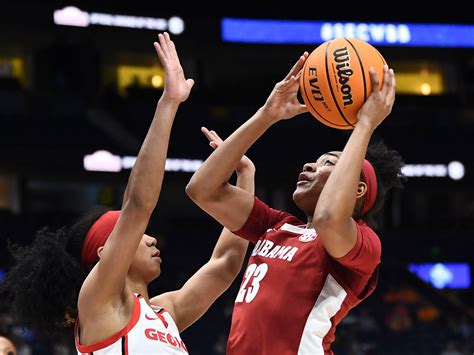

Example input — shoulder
[254,196,301,224]
[149,291,178,322]
[356,221,381,245]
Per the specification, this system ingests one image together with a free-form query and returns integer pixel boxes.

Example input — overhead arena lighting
[83,150,202,173]
[402,161,465,180]
[54,6,185,34]
[221,18,474,47]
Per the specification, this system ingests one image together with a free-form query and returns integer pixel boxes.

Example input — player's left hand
[201,127,255,176]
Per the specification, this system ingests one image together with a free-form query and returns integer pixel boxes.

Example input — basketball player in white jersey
[2,33,253,354]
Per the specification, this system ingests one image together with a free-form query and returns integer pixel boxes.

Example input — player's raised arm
[186,52,309,231]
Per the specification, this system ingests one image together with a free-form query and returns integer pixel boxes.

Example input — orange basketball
[300,38,386,130]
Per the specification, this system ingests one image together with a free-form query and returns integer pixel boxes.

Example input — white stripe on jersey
[280,223,315,234]
[297,274,347,355]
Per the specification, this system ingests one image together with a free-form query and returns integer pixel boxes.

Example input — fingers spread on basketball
[387,69,397,104]
[369,67,381,95]
[381,65,391,96]
[296,101,308,115]
[284,52,309,81]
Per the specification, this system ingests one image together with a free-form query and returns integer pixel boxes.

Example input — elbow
[124,195,156,215]
[225,256,244,279]
[185,178,220,205]
[313,209,337,230]
[221,265,241,285]
[185,181,209,206]
[185,178,200,201]
[313,208,351,236]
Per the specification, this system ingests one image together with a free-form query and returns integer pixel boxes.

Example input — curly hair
[0,206,111,335]
[362,140,405,228]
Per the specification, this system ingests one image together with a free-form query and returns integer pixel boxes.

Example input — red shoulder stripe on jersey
[75,294,141,353]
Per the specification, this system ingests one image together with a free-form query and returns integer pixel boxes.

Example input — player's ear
[357,182,367,199]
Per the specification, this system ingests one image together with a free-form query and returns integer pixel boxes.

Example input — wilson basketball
[300,38,386,130]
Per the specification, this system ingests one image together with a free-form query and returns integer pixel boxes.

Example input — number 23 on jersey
[235,263,268,303]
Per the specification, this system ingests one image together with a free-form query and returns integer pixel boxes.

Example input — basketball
[300,38,386,130]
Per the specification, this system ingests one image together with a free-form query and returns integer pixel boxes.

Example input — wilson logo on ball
[333,46,354,107]
[300,38,386,130]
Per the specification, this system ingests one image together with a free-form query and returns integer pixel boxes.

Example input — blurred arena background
[0,1,473,354]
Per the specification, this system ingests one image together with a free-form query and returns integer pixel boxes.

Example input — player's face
[292,151,341,215]
[129,234,162,283]
[0,336,16,355]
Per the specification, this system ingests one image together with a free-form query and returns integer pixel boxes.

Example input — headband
[80,211,120,270]
[361,160,378,216]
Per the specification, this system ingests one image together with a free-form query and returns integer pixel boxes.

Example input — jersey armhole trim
[75,294,141,353]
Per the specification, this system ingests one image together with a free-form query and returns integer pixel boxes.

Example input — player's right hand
[261,52,309,122]
[154,32,194,104]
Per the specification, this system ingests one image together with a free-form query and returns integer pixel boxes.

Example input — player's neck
[126,278,149,302]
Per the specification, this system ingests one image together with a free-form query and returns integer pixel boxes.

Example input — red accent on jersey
[146,308,169,328]
[145,313,159,320]
[156,309,169,328]
[75,294,141,353]
[228,197,381,355]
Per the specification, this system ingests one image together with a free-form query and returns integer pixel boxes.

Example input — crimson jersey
[228,197,381,355]
[75,294,188,354]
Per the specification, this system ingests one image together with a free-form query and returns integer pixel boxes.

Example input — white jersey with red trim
[75,294,188,354]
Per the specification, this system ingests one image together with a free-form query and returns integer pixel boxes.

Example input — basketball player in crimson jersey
[187,55,404,354]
